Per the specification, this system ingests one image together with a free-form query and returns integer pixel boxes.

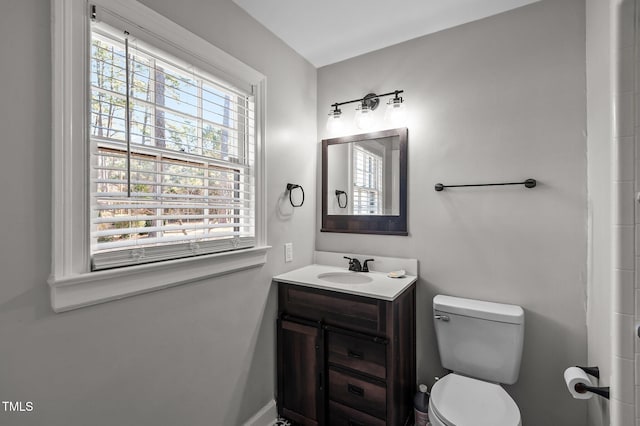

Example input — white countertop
[273,264,417,301]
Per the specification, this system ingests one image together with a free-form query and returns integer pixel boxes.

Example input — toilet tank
[433,295,525,385]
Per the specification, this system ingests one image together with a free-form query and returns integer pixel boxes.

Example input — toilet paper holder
[575,366,609,400]
[576,365,599,379]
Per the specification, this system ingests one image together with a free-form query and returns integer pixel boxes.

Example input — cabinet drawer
[327,330,386,380]
[328,368,386,419]
[328,400,386,426]
[279,284,385,334]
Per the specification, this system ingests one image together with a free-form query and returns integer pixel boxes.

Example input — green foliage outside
[90,36,242,246]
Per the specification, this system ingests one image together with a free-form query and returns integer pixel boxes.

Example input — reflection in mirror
[321,127,407,236]
[327,137,400,216]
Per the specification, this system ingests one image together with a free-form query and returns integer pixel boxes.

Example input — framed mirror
[321,127,407,235]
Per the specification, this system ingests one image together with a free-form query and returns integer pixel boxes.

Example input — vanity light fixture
[327,90,405,132]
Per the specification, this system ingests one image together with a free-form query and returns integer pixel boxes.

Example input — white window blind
[90,22,256,270]
[352,145,383,215]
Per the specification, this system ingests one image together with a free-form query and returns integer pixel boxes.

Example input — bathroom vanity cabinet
[276,281,416,426]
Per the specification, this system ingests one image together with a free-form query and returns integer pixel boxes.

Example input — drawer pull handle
[348,384,365,397]
[348,349,364,359]
[348,420,365,426]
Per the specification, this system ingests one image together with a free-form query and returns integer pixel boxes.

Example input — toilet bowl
[428,373,521,426]
[431,295,525,426]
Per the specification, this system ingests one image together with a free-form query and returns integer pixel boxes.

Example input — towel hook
[335,190,348,208]
[286,183,304,207]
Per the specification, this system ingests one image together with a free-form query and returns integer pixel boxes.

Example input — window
[90,24,255,270]
[50,0,267,311]
[352,145,383,215]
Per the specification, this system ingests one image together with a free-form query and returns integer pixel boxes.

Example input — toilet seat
[429,373,521,426]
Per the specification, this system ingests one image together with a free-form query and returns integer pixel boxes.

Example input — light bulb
[326,107,343,134]
[385,97,406,126]
[355,105,373,130]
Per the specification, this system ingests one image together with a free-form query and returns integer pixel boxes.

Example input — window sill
[47,246,271,312]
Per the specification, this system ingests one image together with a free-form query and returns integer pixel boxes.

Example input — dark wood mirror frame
[321,127,408,235]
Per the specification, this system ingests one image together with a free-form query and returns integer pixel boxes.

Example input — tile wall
[612,0,638,424]
[635,1,640,424]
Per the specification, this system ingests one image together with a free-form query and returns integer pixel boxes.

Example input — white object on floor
[430,295,524,426]
[429,373,520,426]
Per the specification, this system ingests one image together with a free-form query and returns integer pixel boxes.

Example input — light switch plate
[285,243,293,262]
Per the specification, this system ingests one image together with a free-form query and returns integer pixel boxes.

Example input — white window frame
[351,144,383,215]
[50,0,268,312]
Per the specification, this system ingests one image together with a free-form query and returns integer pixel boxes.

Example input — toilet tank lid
[433,295,524,325]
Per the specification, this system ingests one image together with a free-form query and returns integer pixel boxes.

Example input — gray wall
[326,143,350,214]
[586,0,612,424]
[0,0,316,425]
[316,0,588,424]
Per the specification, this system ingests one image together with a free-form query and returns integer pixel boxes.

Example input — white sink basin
[317,271,373,284]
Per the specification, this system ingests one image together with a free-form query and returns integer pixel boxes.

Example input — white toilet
[429,295,525,426]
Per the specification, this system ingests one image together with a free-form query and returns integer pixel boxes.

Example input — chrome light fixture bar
[330,90,403,110]
[327,90,405,131]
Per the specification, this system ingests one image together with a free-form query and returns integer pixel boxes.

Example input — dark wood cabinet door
[277,317,322,426]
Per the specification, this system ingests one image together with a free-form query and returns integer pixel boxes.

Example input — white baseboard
[243,399,277,426]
